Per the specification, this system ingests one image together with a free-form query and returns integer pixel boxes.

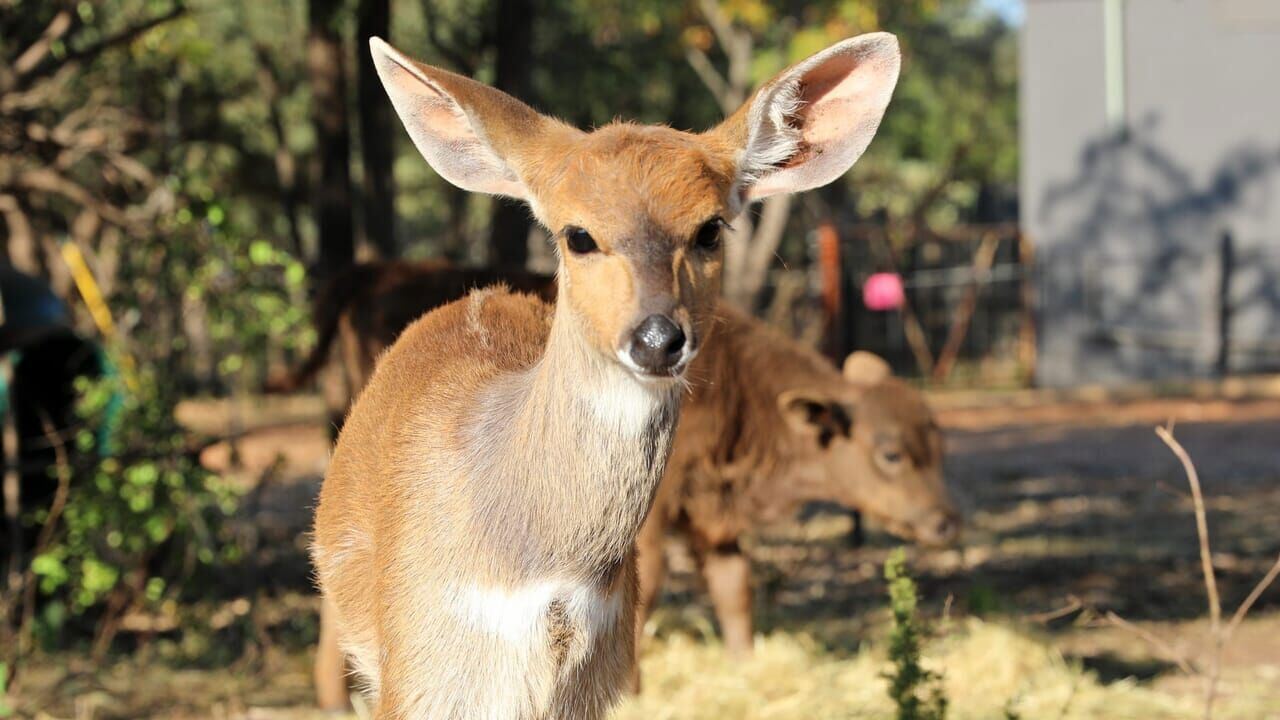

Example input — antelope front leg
[314,595,351,711]
[700,541,754,659]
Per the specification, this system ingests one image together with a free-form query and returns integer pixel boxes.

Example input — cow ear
[843,351,892,386]
[777,389,854,446]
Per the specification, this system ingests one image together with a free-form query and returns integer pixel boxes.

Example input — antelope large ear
[843,351,892,386]
[369,37,569,201]
[710,33,901,205]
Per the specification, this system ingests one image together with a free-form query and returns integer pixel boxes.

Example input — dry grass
[12,615,1278,719]
[614,619,1270,720]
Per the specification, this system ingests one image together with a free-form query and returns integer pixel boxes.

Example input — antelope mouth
[616,346,697,383]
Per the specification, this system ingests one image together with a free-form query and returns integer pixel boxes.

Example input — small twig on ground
[1222,552,1280,645]
[1024,595,1083,625]
[1102,611,1200,676]
[1155,424,1221,719]
[1097,425,1280,720]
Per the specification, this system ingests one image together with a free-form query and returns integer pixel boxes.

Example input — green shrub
[884,549,948,720]
[0,661,10,717]
[26,358,240,649]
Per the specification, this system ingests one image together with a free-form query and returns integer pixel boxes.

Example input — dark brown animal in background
[634,304,960,664]
[265,260,555,430]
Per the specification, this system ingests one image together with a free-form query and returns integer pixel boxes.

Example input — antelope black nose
[629,314,686,374]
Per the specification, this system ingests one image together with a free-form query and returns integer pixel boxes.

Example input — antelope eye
[565,227,599,254]
[693,218,724,251]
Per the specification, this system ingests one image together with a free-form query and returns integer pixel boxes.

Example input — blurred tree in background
[0,0,1015,656]
[2,0,1015,386]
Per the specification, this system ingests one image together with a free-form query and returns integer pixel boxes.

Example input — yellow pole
[60,242,138,391]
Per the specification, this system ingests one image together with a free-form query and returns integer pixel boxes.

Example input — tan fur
[633,305,959,663]
[295,266,954,699]
[263,261,555,439]
[314,35,900,719]
[314,292,672,719]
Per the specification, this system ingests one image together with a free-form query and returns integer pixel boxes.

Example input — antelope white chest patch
[589,360,668,435]
[451,581,622,651]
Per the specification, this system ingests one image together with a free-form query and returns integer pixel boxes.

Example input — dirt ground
[12,392,1280,719]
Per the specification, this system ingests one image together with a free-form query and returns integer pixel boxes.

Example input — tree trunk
[253,44,305,260]
[308,0,355,280]
[0,195,40,277]
[736,194,792,308]
[486,0,535,269]
[357,0,396,258]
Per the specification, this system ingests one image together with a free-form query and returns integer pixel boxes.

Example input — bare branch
[1,64,77,113]
[933,231,1001,382]
[0,194,38,274]
[1024,594,1083,625]
[694,0,752,106]
[253,43,304,257]
[59,3,187,68]
[12,9,75,78]
[738,194,793,304]
[1103,611,1200,676]
[1155,426,1222,632]
[1223,552,1280,645]
[18,410,75,656]
[422,3,478,75]
[696,0,738,66]
[909,142,970,224]
[15,168,130,227]
[721,212,753,306]
[684,46,734,115]
[1155,424,1222,720]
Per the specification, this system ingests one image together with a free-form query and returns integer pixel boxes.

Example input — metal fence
[763,223,1035,387]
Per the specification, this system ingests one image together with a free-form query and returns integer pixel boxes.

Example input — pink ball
[862,272,905,311]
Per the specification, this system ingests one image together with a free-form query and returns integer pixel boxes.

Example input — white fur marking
[466,287,497,350]
[564,582,623,643]
[450,580,622,650]
[456,581,559,643]
[592,355,666,434]
[735,77,805,201]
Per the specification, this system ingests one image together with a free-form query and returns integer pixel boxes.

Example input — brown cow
[635,303,959,665]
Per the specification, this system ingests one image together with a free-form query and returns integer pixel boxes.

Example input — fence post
[1018,231,1038,385]
[1215,230,1234,378]
[817,220,844,361]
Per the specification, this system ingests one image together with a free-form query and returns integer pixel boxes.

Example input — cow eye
[876,447,905,474]
[565,227,599,254]
[693,218,724,252]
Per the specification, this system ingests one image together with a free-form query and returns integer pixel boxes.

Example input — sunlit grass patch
[614,619,1232,720]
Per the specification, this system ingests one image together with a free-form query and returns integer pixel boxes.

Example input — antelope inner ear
[368,37,577,202]
[709,32,901,205]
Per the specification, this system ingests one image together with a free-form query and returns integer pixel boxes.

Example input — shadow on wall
[1036,114,1280,386]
